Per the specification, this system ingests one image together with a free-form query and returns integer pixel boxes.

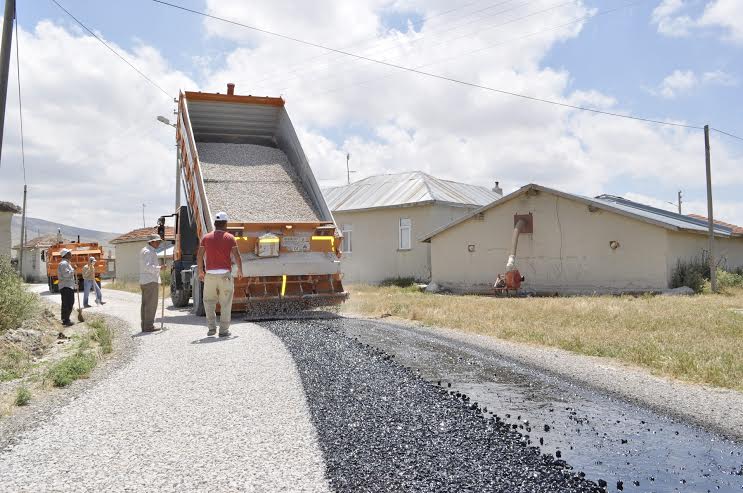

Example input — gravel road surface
[265,320,602,493]
[0,288,329,493]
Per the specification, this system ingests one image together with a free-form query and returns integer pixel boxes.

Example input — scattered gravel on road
[265,320,601,493]
[197,142,320,223]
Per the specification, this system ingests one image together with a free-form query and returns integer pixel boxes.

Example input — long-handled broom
[76,279,85,322]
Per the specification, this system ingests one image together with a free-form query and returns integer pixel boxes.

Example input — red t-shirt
[201,230,237,271]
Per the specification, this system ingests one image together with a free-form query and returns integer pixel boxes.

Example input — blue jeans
[83,279,102,305]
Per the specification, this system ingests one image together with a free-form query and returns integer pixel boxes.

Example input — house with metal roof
[422,183,743,294]
[322,171,502,283]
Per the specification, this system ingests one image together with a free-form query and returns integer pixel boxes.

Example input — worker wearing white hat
[139,233,164,332]
[197,211,243,337]
[82,256,105,307]
[57,248,76,326]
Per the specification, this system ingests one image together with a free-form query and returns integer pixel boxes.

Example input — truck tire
[191,278,206,316]
[171,275,191,308]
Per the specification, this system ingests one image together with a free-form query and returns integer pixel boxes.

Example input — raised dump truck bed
[170,85,346,317]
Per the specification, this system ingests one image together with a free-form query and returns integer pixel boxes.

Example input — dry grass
[342,285,743,391]
[106,280,170,297]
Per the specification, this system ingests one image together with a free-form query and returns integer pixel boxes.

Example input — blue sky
[5,0,743,231]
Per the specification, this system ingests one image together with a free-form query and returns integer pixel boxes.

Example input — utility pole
[0,0,15,164]
[704,125,716,293]
[346,152,351,185]
[142,203,146,228]
[677,190,682,215]
[18,184,25,276]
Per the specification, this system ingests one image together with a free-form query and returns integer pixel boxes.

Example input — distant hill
[11,216,121,256]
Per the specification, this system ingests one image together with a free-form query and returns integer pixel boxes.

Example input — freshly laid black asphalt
[264,320,602,493]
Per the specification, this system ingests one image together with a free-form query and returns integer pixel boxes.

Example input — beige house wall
[0,212,12,258]
[430,190,673,294]
[113,241,147,282]
[335,203,475,284]
[665,231,743,274]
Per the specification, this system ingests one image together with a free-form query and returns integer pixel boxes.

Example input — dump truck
[46,240,105,293]
[167,84,347,318]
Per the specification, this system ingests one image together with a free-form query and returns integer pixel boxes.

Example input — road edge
[344,313,743,441]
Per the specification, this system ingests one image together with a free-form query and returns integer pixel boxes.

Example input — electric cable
[711,127,743,142]
[50,0,171,98]
[153,0,702,130]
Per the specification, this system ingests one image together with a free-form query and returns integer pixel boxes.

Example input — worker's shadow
[190,335,239,344]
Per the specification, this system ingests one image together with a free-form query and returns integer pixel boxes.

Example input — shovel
[76,281,85,322]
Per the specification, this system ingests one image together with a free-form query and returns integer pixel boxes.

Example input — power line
[14,6,24,184]
[152,0,702,130]
[50,0,171,98]
[711,127,743,142]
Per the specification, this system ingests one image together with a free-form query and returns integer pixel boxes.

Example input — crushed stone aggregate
[264,320,602,493]
[0,288,330,493]
[197,142,320,223]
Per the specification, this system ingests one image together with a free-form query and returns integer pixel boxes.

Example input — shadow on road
[191,335,239,344]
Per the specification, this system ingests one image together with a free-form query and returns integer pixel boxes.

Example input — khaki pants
[203,273,234,333]
[140,282,159,331]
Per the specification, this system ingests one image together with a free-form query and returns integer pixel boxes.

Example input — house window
[341,224,352,253]
[399,218,411,250]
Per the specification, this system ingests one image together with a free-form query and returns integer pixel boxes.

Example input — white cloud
[0,21,195,233]
[653,69,737,98]
[652,0,743,43]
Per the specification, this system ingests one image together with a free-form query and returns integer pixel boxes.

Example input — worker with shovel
[57,248,76,327]
[139,234,164,333]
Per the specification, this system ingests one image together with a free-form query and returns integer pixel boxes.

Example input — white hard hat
[214,211,229,222]
[89,256,96,262]
[147,233,162,243]
[59,248,72,257]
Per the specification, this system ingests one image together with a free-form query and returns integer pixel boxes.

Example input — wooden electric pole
[704,125,716,293]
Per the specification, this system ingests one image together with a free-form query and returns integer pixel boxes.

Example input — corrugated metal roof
[423,184,737,241]
[593,195,732,236]
[322,172,501,212]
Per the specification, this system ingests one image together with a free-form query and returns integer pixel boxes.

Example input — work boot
[84,304,92,308]
[62,320,74,327]
[142,327,161,333]
[218,330,231,338]
[207,327,217,336]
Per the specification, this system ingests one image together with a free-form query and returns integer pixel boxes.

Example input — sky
[0,0,741,234]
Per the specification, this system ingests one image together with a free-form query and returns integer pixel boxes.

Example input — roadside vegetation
[0,257,116,414]
[343,284,743,391]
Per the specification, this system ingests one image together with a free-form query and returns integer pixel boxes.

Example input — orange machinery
[46,241,105,293]
[168,84,347,318]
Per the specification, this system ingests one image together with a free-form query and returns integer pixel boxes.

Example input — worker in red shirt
[197,211,244,337]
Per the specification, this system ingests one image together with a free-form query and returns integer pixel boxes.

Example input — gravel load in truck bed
[264,320,601,493]
[197,142,321,223]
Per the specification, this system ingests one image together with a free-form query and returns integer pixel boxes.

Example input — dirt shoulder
[343,312,743,441]
[0,306,137,450]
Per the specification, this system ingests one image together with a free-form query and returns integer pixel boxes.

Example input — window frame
[341,224,353,253]
[398,217,412,251]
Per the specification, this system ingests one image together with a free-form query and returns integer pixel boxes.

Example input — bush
[0,256,39,334]
[379,277,419,288]
[88,318,113,354]
[47,351,96,387]
[14,386,31,406]
[670,255,709,293]
[717,268,743,290]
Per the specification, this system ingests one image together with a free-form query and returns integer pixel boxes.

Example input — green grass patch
[0,346,30,382]
[88,318,113,355]
[47,351,97,388]
[14,386,31,406]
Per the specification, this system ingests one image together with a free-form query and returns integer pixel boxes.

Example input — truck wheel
[191,278,206,316]
[171,275,191,308]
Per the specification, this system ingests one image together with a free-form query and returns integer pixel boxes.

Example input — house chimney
[227,83,235,96]
[493,181,503,196]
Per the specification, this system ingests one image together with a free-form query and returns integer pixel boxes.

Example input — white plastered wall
[430,190,672,294]
[113,241,147,282]
[335,203,475,284]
